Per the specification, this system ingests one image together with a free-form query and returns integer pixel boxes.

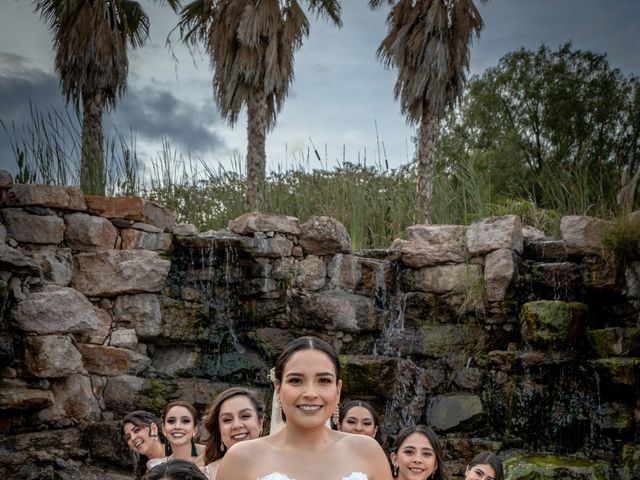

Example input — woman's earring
[275,396,284,423]
[392,464,399,477]
[332,403,340,427]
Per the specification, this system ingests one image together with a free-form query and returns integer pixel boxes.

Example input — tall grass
[2,106,632,249]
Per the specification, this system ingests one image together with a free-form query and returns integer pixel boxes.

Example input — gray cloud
[107,86,226,155]
[0,52,227,173]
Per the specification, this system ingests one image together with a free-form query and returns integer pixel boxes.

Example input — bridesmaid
[338,399,381,442]
[464,451,503,480]
[202,387,265,479]
[123,410,169,479]
[163,400,206,466]
[390,425,448,480]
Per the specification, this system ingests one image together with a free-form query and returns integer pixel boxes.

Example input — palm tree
[34,0,180,195]
[371,0,487,223]
[179,0,341,212]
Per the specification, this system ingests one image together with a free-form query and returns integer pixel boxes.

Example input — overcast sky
[1,0,639,178]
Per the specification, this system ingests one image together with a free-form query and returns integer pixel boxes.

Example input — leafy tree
[437,43,640,216]
[34,0,179,195]
[371,0,487,224]
[178,0,341,212]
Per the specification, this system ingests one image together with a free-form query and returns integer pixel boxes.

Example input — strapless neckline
[257,473,367,480]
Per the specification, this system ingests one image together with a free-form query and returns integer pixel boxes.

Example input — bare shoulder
[217,437,269,480]
[338,433,392,480]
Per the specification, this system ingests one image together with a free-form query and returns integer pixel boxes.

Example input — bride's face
[277,349,341,429]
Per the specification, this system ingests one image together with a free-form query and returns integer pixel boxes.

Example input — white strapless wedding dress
[258,473,367,480]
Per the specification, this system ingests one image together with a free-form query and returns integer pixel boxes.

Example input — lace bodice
[257,473,367,480]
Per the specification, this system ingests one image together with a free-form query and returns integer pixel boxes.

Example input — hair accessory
[269,367,277,384]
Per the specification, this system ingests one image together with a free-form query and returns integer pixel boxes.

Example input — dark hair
[273,336,341,422]
[142,459,208,480]
[203,387,266,464]
[162,400,199,456]
[339,399,382,443]
[122,410,168,480]
[274,336,341,383]
[467,451,503,480]
[391,425,448,480]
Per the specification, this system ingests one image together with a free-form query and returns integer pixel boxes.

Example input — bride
[216,336,392,480]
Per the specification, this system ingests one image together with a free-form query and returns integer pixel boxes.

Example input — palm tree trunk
[415,106,438,224]
[245,91,267,212]
[80,92,105,195]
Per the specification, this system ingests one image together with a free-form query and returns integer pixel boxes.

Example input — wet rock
[159,297,207,342]
[466,215,523,255]
[77,344,151,376]
[85,195,175,231]
[588,357,640,387]
[24,335,84,378]
[592,402,633,432]
[1,208,65,244]
[327,254,395,297]
[582,256,617,290]
[402,263,483,294]
[524,239,567,261]
[484,248,518,302]
[527,261,581,295]
[71,250,171,296]
[587,327,640,357]
[622,444,640,480]
[64,213,118,251]
[299,216,351,255]
[3,184,86,210]
[19,245,72,286]
[454,367,484,390]
[38,374,100,423]
[238,236,294,257]
[427,394,484,431]
[504,454,615,480]
[152,346,200,377]
[520,300,587,349]
[247,327,296,361]
[340,354,397,396]
[291,290,377,332]
[229,212,301,236]
[561,215,609,256]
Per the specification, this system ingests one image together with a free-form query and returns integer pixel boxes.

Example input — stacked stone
[0,176,174,478]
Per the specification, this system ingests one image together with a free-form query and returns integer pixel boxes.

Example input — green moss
[588,357,640,386]
[504,454,615,480]
[139,379,176,413]
[520,300,587,348]
[160,298,207,341]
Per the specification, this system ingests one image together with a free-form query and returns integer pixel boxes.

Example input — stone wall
[0,178,638,480]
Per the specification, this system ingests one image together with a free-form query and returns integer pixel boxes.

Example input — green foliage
[601,214,640,266]
[485,199,561,237]
[437,43,640,217]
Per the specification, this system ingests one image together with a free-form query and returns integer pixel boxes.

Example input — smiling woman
[162,400,206,467]
[390,425,448,480]
[122,410,169,479]
[215,336,393,480]
[464,451,503,480]
[201,387,266,480]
